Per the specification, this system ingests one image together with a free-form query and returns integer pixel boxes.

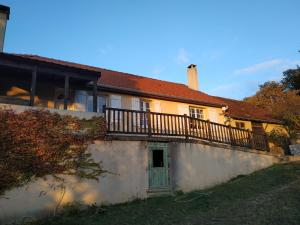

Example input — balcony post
[147,110,152,137]
[64,75,69,110]
[247,129,253,149]
[207,120,212,141]
[264,133,270,152]
[29,67,37,106]
[93,80,98,113]
[229,125,235,145]
[184,114,189,140]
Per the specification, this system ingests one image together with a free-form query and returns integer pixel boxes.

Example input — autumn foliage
[0,109,107,197]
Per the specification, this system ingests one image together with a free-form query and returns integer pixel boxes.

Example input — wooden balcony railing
[105,107,269,151]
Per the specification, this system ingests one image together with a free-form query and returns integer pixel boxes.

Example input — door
[148,143,169,190]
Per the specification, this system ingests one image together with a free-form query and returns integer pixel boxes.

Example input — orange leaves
[0,109,106,196]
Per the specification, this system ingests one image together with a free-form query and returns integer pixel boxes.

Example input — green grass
[22,162,300,225]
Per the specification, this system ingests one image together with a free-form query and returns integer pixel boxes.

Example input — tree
[0,109,107,197]
[282,66,300,94]
[244,81,300,135]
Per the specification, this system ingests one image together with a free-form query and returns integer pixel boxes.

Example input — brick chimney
[187,64,199,90]
[0,5,10,52]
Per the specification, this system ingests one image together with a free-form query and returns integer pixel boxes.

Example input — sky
[2,0,300,100]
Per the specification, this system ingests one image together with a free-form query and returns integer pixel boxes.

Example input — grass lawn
[23,162,300,225]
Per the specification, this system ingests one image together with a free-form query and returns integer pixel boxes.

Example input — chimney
[0,5,10,52]
[187,64,199,90]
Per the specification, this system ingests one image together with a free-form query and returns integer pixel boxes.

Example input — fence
[105,107,269,151]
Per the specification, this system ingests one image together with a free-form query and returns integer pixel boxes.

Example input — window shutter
[177,104,189,115]
[153,100,161,112]
[132,97,140,110]
[110,95,121,108]
[208,109,218,123]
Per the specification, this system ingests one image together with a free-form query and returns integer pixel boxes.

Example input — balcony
[105,107,269,151]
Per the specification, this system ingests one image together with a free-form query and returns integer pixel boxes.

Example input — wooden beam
[29,68,37,106]
[0,58,100,81]
[93,80,98,113]
[64,75,69,110]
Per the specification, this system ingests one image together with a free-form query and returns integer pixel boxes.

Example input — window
[140,100,150,112]
[74,90,106,113]
[189,107,204,119]
[251,122,265,134]
[140,100,150,126]
[236,122,245,130]
[87,95,107,113]
[153,150,164,167]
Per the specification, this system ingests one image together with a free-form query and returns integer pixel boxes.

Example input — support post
[147,110,152,137]
[93,80,98,113]
[264,133,270,152]
[64,75,69,110]
[184,114,189,140]
[247,129,253,149]
[207,120,212,141]
[229,125,235,145]
[29,67,37,106]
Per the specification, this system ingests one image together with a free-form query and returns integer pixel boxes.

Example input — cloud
[234,59,284,75]
[176,48,190,64]
[152,66,165,76]
[280,60,300,70]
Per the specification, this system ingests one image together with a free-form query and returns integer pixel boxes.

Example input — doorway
[148,142,170,190]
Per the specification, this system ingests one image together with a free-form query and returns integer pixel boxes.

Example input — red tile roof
[1,53,282,123]
[214,96,282,124]
[7,53,225,107]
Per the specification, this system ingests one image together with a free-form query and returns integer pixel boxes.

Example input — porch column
[93,80,98,113]
[64,75,69,110]
[29,67,37,106]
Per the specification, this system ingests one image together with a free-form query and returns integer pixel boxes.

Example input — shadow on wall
[0,140,149,223]
[170,142,278,192]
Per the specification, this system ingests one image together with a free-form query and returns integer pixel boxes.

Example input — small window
[251,122,264,134]
[189,107,204,119]
[153,150,164,167]
[236,122,245,129]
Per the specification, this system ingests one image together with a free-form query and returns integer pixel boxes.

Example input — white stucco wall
[0,140,281,223]
[0,141,149,223]
[170,142,279,192]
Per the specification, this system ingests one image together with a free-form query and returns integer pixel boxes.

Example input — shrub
[0,109,107,197]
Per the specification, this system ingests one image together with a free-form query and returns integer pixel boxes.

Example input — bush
[267,129,291,154]
[0,109,107,197]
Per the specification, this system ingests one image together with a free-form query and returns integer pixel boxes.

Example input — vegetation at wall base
[18,162,300,225]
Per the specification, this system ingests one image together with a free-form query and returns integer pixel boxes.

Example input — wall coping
[105,135,282,157]
[0,103,104,119]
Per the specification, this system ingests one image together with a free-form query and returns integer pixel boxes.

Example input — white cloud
[176,48,190,64]
[152,66,165,77]
[280,60,300,70]
[234,59,284,75]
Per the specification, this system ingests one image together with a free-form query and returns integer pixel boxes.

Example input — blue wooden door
[148,143,169,190]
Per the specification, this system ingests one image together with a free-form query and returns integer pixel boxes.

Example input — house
[0,5,288,222]
[0,53,284,145]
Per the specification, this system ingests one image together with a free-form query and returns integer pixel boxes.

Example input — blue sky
[2,0,300,99]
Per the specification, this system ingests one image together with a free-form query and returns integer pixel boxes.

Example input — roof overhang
[98,84,226,108]
[229,115,284,125]
[0,53,101,81]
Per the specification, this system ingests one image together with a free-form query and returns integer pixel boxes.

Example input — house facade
[0,53,285,137]
[0,5,290,222]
